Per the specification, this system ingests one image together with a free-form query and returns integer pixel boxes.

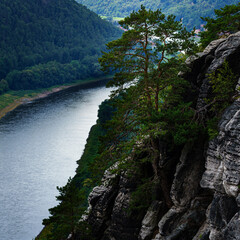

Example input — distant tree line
[5,59,103,90]
[76,0,239,29]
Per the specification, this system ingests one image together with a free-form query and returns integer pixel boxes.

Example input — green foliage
[206,117,219,140]
[203,61,238,140]
[35,224,53,240]
[40,5,240,239]
[208,61,237,115]
[200,2,240,47]
[100,6,196,110]
[43,177,86,240]
[159,103,201,145]
[88,7,207,211]
[0,0,121,93]
[74,99,115,186]
[129,179,154,219]
[76,0,238,29]
[0,79,9,94]
[5,60,103,90]
[95,7,200,178]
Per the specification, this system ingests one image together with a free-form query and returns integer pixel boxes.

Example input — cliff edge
[78,32,240,240]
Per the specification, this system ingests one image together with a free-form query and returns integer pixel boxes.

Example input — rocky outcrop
[198,99,240,240]
[79,32,240,240]
[83,163,144,240]
[139,201,164,240]
[200,100,240,197]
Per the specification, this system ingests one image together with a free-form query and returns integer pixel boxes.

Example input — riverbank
[0,76,112,120]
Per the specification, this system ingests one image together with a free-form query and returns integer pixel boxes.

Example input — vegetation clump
[200,2,240,47]
[206,61,238,139]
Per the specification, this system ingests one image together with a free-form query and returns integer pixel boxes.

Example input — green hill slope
[76,0,239,29]
[0,0,121,92]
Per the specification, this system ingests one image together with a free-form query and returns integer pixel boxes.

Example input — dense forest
[76,0,239,29]
[0,0,121,94]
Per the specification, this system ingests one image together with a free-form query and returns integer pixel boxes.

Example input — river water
[0,81,111,240]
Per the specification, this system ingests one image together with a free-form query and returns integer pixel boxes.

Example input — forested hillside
[76,0,238,29]
[0,0,121,93]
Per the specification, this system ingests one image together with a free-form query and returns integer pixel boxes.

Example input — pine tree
[200,2,240,47]
[98,6,199,208]
[100,5,196,113]
[43,177,85,240]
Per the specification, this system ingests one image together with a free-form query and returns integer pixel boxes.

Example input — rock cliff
[79,32,240,240]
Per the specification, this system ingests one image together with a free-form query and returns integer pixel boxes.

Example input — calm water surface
[0,82,111,240]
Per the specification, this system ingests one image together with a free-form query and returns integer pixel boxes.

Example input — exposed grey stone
[192,221,210,240]
[87,184,119,237]
[192,201,212,240]
[209,194,238,228]
[196,31,240,110]
[202,39,226,55]
[157,207,185,237]
[170,140,205,207]
[88,186,109,206]
[207,194,239,240]
[139,201,164,240]
[102,162,120,187]
[101,174,142,240]
[223,212,240,240]
[185,38,225,68]
[208,31,240,73]
[186,55,200,67]
[154,201,207,240]
[85,164,120,238]
[201,100,240,197]
[237,194,240,207]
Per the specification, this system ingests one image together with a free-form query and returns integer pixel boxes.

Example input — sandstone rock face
[139,201,164,240]
[84,166,143,240]
[81,32,240,240]
[190,32,240,240]
[223,212,240,240]
[199,99,240,240]
[101,174,141,240]
[201,100,240,197]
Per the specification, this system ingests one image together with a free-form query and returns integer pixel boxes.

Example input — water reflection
[0,82,111,240]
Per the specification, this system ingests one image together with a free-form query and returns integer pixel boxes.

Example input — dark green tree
[43,177,85,240]
[98,6,199,208]
[100,5,196,113]
[0,79,9,94]
[200,2,240,47]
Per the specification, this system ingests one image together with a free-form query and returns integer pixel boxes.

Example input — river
[0,81,111,240]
